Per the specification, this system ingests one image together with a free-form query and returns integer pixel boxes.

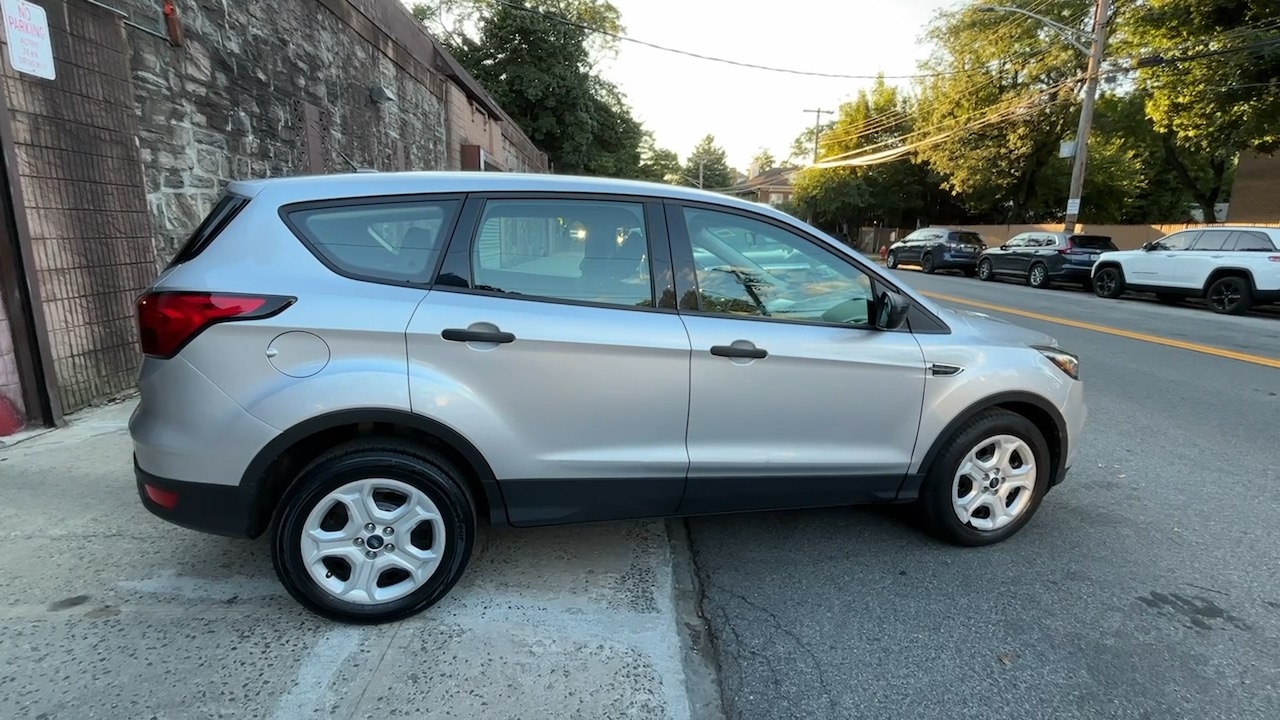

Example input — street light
[978,1,1112,232]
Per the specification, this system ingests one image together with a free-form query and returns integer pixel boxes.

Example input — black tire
[921,253,936,274]
[977,258,995,281]
[1028,262,1050,289]
[1155,293,1182,305]
[272,439,479,623]
[919,409,1050,547]
[886,250,898,269]
[1093,266,1125,299]
[1206,276,1253,315]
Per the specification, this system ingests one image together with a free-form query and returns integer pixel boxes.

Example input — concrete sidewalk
[0,400,719,720]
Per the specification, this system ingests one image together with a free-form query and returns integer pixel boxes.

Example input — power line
[484,0,984,80]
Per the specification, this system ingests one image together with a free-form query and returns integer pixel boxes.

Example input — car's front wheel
[920,409,1049,546]
[977,258,994,281]
[1093,266,1125,298]
[272,439,479,623]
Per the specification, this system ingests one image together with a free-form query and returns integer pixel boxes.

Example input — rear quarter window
[284,198,462,284]
[167,193,250,269]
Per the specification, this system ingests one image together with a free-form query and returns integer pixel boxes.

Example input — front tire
[977,258,994,281]
[919,410,1049,547]
[272,439,478,623]
[921,253,936,274]
[1206,276,1252,315]
[1093,266,1125,298]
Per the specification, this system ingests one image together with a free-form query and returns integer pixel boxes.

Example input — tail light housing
[137,291,295,358]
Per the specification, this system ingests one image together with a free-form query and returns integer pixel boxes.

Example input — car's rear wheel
[921,253,936,274]
[1028,263,1049,289]
[1206,276,1252,315]
[977,258,994,281]
[886,250,899,269]
[1093,266,1125,298]
[920,409,1049,546]
[272,439,478,623]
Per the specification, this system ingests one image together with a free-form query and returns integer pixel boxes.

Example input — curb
[665,519,726,720]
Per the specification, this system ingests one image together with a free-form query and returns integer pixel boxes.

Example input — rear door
[668,202,927,514]
[1177,229,1236,288]
[405,194,692,526]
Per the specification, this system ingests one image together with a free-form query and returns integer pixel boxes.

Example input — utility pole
[803,108,834,163]
[1064,0,1111,233]
[698,158,704,189]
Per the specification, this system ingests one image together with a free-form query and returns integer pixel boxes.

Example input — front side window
[1153,232,1197,251]
[1005,236,1028,248]
[471,199,652,308]
[683,207,875,326]
[288,198,460,282]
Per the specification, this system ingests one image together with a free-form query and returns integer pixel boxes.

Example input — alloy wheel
[300,477,447,604]
[978,260,992,281]
[951,435,1036,532]
[1209,279,1244,313]
[1030,265,1047,287]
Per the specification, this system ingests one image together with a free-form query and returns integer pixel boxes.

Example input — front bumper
[136,456,257,538]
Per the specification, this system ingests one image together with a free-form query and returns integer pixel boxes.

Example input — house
[1226,152,1280,222]
[724,166,796,207]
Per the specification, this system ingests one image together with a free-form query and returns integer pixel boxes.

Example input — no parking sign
[2,0,55,80]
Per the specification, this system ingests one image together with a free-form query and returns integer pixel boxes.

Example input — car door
[1128,230,1198,286]
[667,202,928,514]
[897,231,923,262]
[994,235,1028,275]
[1176,229,1235,288]
[405,194,693,526]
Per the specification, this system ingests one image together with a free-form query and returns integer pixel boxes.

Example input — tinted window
[168,193,249,269]
[1191,230,1233,251]
[1154,232,1197,251]
[1005,236,1028,248]
[683,207,875,325]
[472,199,652,308]
[289,199,459,282]
[1227,231,1277,251]
[1069,235,1116,250]
[951,231,983,245]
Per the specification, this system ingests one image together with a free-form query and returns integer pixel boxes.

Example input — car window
[952,231,983,245]
[289,198,460,282]
[1032,236,1055,248]
[1153,231,1197,251]
[1191,230,1233,251]
[683,207,875,326]
[1226,231,1278,251]
[471,199,653,308]
[1005,236,1027,248]
[1070,235,1116,250]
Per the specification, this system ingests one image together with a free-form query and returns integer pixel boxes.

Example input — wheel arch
[1202,266,1256,294]
[901,391,1067,499]
[1093,259,1124,277]
[240,409,505,538]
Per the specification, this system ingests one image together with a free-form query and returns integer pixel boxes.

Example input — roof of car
[228,171,773,214]
[1165,225,1280,239]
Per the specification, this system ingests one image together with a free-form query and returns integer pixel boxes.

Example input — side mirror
[874,290,910,330]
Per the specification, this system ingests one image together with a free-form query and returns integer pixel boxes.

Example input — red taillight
[143,483,179,509]
[136,292,293,358]
[1269,255,1280,263]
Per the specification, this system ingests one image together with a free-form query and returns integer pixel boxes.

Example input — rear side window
[286,199,461,283]
[1191,230,1233,251]
[1070,235,1117,251]
[167,193,249,269]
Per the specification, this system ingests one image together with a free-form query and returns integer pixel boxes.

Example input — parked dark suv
[885,228,985,275]
[977,231,1118,289]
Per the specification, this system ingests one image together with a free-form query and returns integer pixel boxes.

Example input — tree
[750,149,777,173]
[912,1,1091,221]
[636,134,682,184]
[1119,0,1278,219]
[788,121,836,164]
[683,135,733,189]
[411,0,649,178]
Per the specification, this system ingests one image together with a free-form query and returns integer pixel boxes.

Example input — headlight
[1034,346,1079,380]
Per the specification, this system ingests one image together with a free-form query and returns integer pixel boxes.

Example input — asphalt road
[689,268,1280,720]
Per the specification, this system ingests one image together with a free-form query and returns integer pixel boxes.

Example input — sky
[597,0,959,170]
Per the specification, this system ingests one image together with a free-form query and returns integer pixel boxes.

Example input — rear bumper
[136,457,256,538]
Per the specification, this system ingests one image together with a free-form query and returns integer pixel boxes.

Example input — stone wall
[1,0,155,413]
[114,0,455,263]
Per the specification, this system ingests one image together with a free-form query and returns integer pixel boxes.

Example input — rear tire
[272,439,479,624]
[886,251,899,269]
[1093,266,1125,298]
[919,410,1049,547]
[1028,262,1049,289]
[921,253,936,274]
[1206,276,1252,315]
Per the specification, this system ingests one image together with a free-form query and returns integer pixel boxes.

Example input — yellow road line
[922,291,1280,370]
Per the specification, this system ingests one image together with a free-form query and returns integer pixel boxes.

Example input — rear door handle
[710,345,767,359]
[442,328,516,344]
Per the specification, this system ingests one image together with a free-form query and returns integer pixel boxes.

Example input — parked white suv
[1091,226,1280,314]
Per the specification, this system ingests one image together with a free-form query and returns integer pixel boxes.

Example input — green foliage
[683,135,733,189]
[750,149,777,173]
[636,133,683,184]
[410,0,674,178]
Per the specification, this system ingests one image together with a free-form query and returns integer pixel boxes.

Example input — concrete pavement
[692,269,1280,720]
[0,401,716,720]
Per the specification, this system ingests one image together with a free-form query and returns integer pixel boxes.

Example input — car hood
[938,307,1059,348]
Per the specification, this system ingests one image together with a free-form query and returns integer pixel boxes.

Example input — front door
[1129,230,1199,285]
[407,195,692,526]
[668,203,927,514]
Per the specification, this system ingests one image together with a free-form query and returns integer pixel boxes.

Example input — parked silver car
[131,172,1086,623]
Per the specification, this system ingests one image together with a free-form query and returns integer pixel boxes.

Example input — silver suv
[131,172,1086,623]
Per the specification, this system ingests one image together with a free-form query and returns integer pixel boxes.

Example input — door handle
[710,345,767,359]
[442,328,516,344]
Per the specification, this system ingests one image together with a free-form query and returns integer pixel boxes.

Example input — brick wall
[1,0,155,413]
[1226,152,1280,222]
[114,0,458,262]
